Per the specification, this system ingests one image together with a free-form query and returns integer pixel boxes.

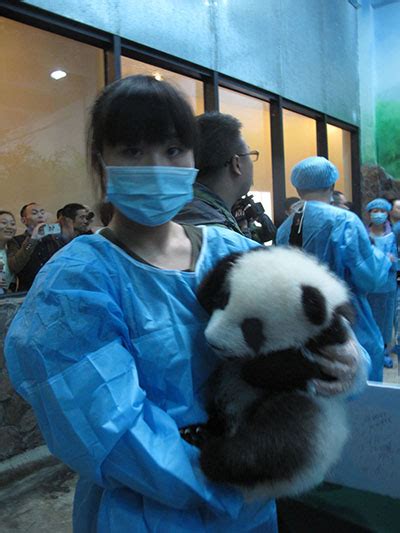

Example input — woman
[0,210,17,293]
[365,198,398,369]
[5,76,365,532]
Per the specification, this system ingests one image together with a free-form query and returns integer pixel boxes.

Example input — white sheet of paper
[326,381,400,499]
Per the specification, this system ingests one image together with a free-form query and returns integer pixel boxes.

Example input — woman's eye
[123,147,142,158]
[167,146,183,157]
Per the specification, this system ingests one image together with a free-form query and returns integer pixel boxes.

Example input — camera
[232,195,276,243]
[234,195,265,223]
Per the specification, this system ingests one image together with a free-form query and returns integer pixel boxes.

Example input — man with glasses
[175,112,271,240]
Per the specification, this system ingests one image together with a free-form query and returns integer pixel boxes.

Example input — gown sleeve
[389,232,399,272]
[341,217,391,293]
[4,257,243,517]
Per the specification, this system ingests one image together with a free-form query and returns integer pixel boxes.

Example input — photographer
[175,112,276,242]
[8,202,64,292]
[57,203,95,242]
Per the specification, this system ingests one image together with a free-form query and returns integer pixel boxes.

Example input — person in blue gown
[277,156,391,382]
[365,198,398,369]
[5,78,368,532]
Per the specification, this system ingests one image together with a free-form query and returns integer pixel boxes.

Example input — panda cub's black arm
[241,350,330,393]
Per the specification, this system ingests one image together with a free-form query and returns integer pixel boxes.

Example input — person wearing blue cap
[365,198,398,368]
[277,156,391,381]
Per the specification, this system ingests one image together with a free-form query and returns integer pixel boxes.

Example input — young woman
[0,210,17,293]
[366,198,398,369]
[5,76,365,532]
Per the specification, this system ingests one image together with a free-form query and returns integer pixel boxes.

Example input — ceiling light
[153,72,163,81]
[50,70,67,80]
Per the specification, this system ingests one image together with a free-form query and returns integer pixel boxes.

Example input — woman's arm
[5,259,243,516]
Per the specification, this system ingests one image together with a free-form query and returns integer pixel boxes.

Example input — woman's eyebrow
[165,137,183,144]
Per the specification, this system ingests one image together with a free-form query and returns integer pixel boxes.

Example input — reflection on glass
[121,57,204,115]
[0,17,105,234]
[219,87,273,219]
[283,109,317,197]
[327,124,352,201]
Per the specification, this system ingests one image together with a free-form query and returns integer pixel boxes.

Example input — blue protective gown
[5,226,277,533]
[367,230,398,345]
[276,201,391,382]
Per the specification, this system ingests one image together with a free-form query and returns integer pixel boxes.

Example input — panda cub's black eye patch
[301,285,327,326]
[241,318,265,354]
[218,290,229,310]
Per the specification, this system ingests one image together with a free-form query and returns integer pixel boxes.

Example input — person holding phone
[7,202,64,292]
[5,76,367,532]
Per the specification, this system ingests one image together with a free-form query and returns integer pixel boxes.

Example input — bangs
[93,75,197,151]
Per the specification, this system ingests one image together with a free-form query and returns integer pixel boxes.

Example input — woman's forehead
[115,133,181,148]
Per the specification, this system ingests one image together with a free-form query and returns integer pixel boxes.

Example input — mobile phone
[42,223,61,236]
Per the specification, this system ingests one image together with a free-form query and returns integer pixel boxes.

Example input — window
[327,124,352,201]
[121,57,204,115]
[219,87,273,218]
[283,109,317,198]
[0,17,105,232]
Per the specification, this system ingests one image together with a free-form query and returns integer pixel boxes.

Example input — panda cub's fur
[197,246,354,499]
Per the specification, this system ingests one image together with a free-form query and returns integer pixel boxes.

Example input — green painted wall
[373,1,400,179]
[376,101,400,179]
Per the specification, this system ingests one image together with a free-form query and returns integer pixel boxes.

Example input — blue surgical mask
[370,212,388,225]
[105,166,198,226]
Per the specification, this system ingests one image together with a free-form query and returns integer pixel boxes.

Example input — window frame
[0,0,361,220]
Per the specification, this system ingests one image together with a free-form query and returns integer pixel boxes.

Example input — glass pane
[0,17,105,233]
[219,87,273,219]
[327,125,353,201]
[283,109,317,198]
[121,57,204,115]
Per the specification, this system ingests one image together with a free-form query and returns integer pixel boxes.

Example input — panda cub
[197,246,355,499]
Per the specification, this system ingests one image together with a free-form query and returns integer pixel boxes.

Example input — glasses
[224,150,259,166]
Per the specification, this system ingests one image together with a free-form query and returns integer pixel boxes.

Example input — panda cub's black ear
[197,252,243,314]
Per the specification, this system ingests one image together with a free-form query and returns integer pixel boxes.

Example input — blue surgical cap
[291,156,339,190]
[365,198,392,212]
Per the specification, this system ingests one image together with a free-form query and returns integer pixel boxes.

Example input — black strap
[289,209,304,248]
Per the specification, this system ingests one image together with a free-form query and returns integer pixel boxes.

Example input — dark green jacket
[174,183,245,235]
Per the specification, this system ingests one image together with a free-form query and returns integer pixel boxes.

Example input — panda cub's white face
[204,247,350,358]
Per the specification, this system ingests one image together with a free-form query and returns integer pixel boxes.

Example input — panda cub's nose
[241,318,265,354]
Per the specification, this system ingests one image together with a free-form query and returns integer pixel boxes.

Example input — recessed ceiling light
[153,72,163,81]
[50,70,67,80]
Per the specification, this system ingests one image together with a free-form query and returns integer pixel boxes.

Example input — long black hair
[88,75,197,197]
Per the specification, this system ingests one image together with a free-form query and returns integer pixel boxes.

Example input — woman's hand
[311,336,363,396]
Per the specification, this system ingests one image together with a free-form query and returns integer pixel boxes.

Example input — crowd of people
[0,202,95,293]
[1,93,399,378]
[1,75,397,531]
